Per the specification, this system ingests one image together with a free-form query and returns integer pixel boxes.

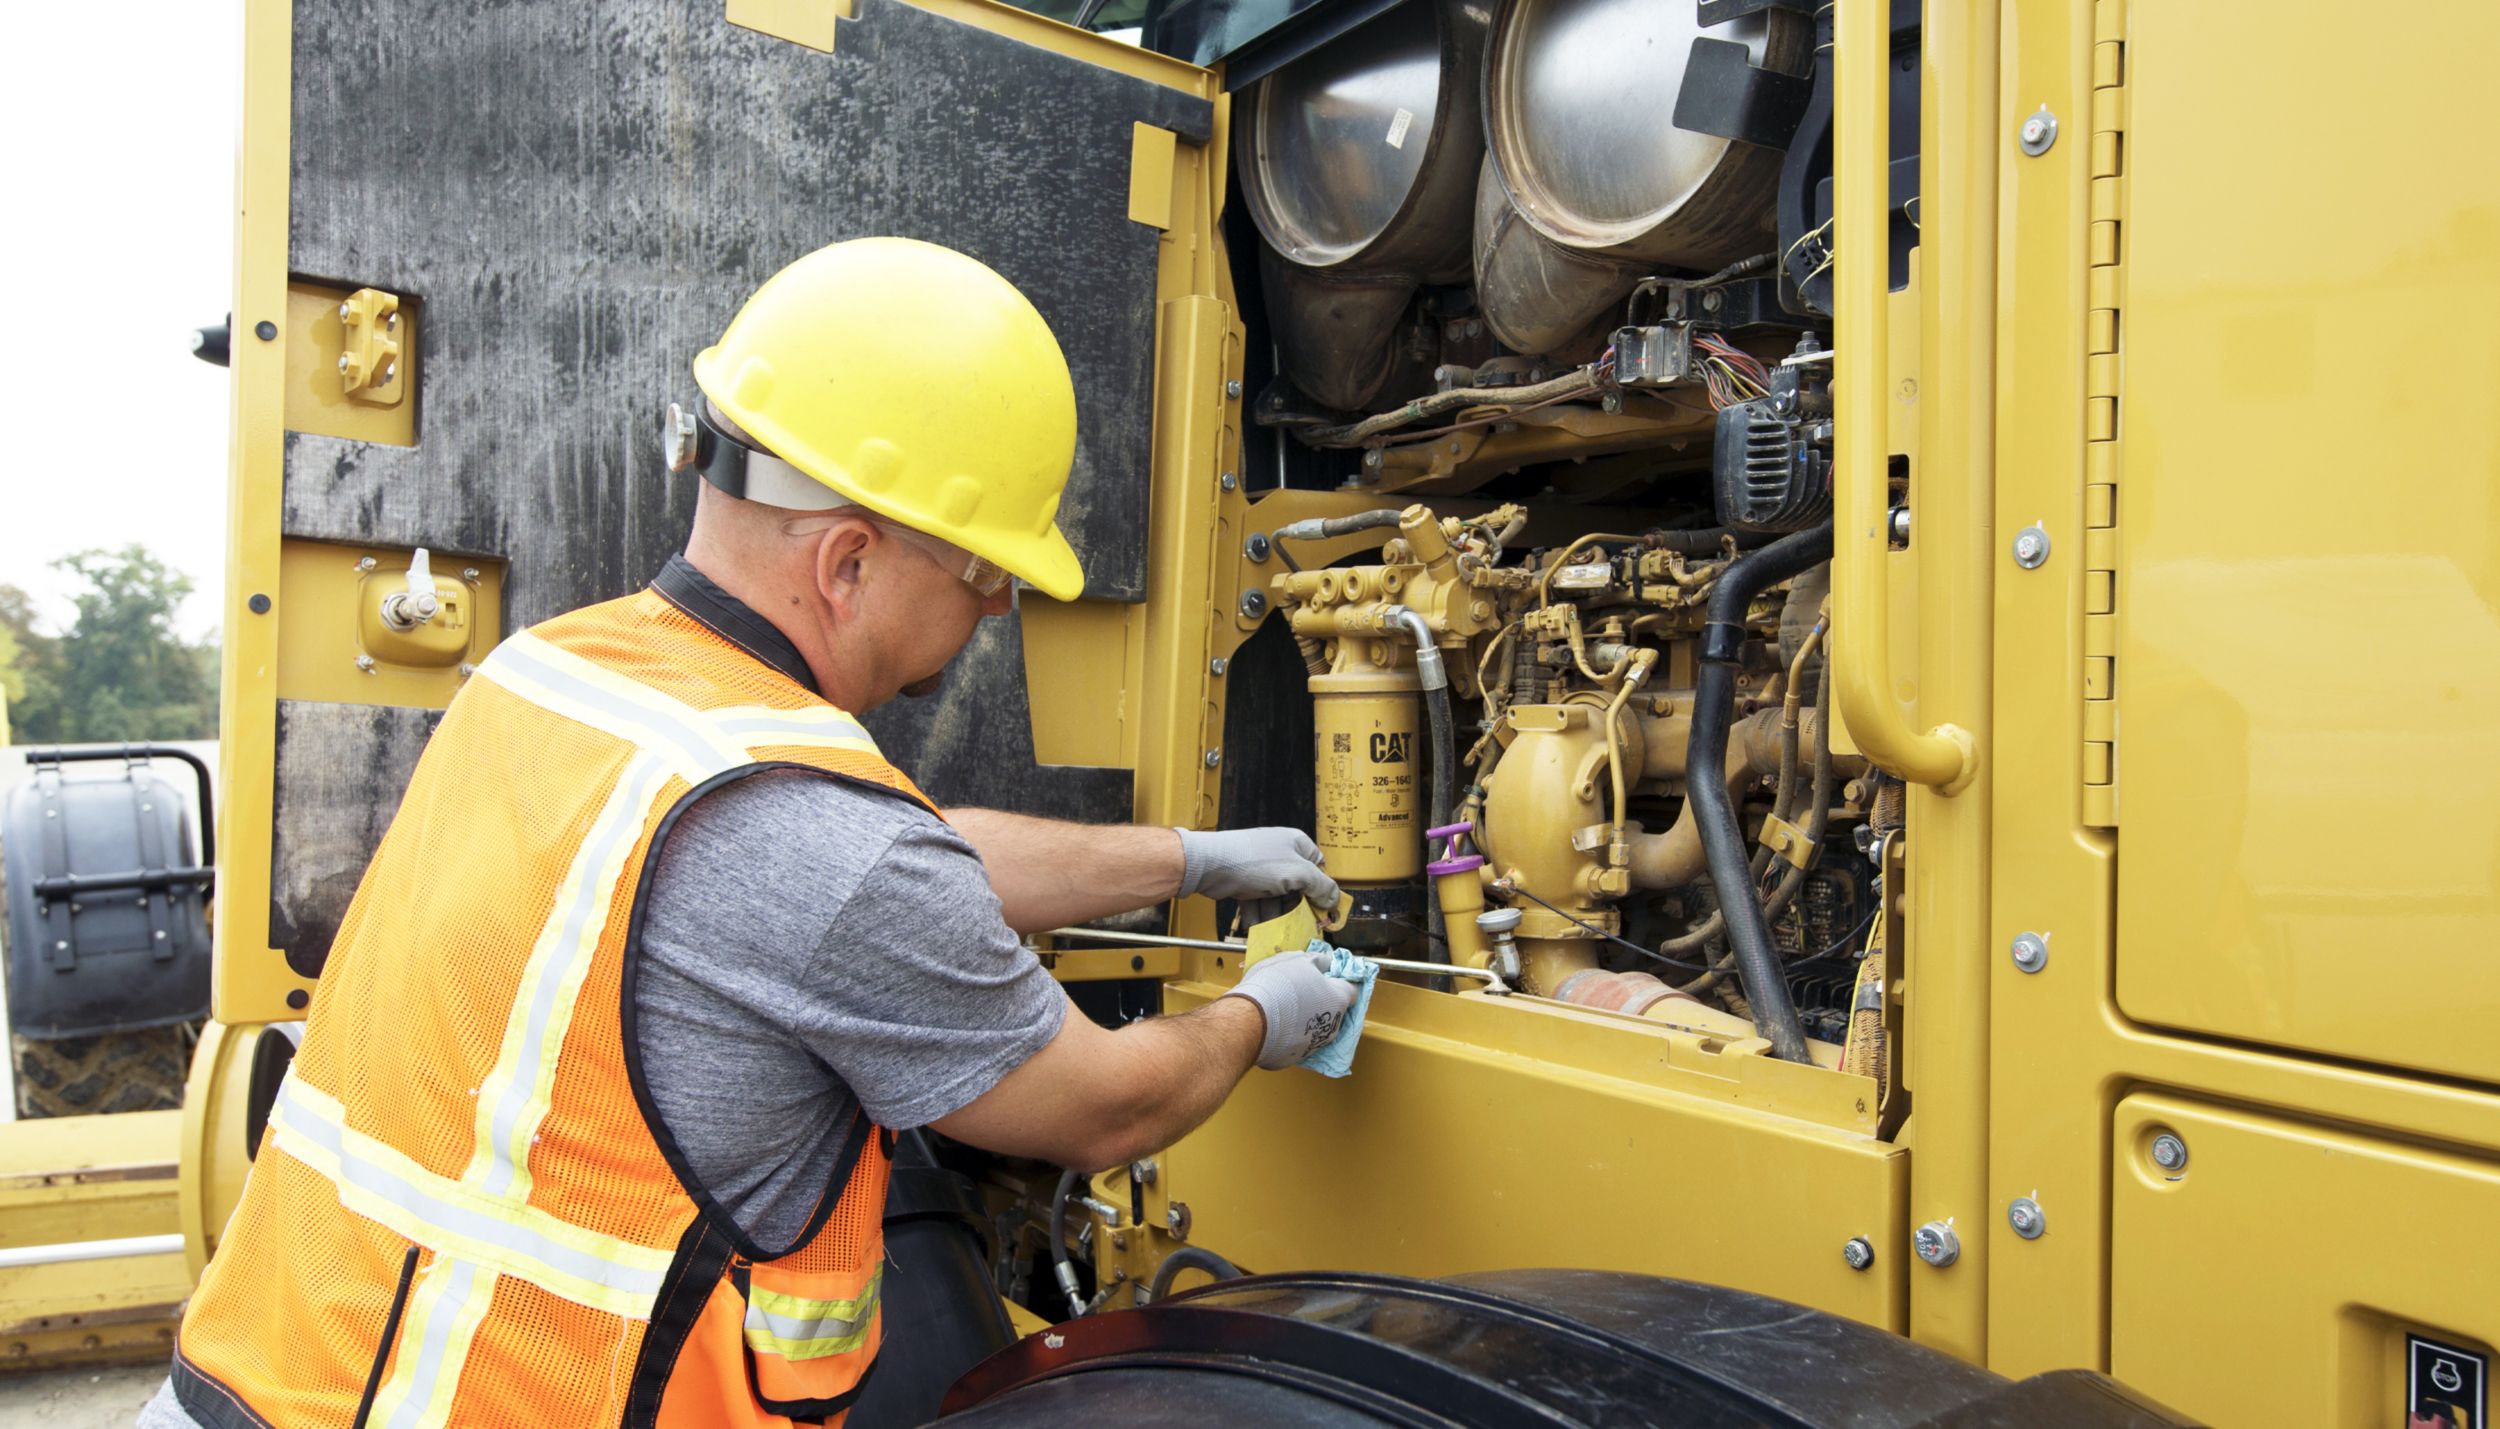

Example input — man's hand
[1174,827,1341,913]
[1223,950,1361,1070]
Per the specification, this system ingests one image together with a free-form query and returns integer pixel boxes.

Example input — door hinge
[2081,0,2126,828]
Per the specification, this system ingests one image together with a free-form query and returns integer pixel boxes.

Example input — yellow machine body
[29,0,2476,1420]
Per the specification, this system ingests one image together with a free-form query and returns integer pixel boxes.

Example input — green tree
[1,550,218,744]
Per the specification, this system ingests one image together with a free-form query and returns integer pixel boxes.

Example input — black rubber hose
[1144,1246,1245,1303]
[1686,519,1832,1063]
[1422,681,1458,967]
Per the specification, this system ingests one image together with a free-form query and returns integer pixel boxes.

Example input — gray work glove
[1173,827,1341,914]
[1223,951,1361,1070]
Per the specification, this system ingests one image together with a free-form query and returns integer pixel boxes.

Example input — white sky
[0,8,239,640]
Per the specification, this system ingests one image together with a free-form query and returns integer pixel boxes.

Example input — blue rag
[1299,939,1378,1078]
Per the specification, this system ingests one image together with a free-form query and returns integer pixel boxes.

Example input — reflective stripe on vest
[743,1273,884,1361]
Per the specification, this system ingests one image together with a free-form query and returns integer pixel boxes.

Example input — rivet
[249,593,271,614]
[253,320,277,341]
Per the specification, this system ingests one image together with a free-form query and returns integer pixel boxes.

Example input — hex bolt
[337,354,351,374]
[1219,470,1239,492]
[1913,1220,1961,1268]
[462,566,481,582]
[1239,589,1269,618]
[1202,749,1222,769]
[357,556,378,572]
[2012,524,2051,569]
[2010,931,2049,974]
[2150,1133,2189,1173]
[2008,1196,2046,1240]
[2019,107,2060,156]
[354,654,378,674]
[1842,1237,1875,1271]
[338,301,352,320]
[457,662,478,678]
[1224,379,1243,400]
[1208,656,1229,676]
[1243,532,1272,563]
[1363,449,1384,469]
[1166,1202,1192,1240]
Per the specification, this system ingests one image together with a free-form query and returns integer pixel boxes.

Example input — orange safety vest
[175,583,934,1428]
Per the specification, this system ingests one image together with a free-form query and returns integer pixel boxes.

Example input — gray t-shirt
[632,767,1066,1248]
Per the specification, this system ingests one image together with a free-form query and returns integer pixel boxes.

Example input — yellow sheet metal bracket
[337,287,406,406]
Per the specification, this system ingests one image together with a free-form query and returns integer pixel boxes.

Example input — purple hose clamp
[1425,820,1482,877]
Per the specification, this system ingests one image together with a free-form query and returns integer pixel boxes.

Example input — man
[146,237,1358,1428]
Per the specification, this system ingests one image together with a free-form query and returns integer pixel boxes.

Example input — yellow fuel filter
[1310,667,1421,884]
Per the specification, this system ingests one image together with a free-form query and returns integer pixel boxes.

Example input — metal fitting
[1382,605,1446,691]
[1243,533,1271,563]
[1165,1202,1192,1240]
[1238,589,1269,618]
[354,654,378,674]
[1842,1237,1875,1271]
[2012,523,2051,569]
[1219,470,1239,492]
[1888,507,1911,544]
[1224,380,1243,399]
[2010,931,2049,974]
[2149,1133,2189,1173]
[1913,1220,1961,1268]
[1202,749,1223,769]
[2019,106,2060,156]
[1208,656,1229,676]
[2008,1197,2046,1240]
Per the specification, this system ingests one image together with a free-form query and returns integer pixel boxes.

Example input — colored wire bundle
[1694,333,1773,409]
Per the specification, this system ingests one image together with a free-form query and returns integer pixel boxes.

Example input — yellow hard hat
[691,237,1084,601]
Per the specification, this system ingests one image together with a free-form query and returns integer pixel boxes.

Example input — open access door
[215,0,1220,1020]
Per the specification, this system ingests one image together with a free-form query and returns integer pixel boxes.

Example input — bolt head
[1913,1220,1961,1267]
[1224,379,1243,399]
[2019,108,2060,155]
[1239,589,1269,618]
[2012,524,2052,568]
[338,301,352,320]
[1203,749,1222,769]
[338,354,351,374]
[1219,470,1239,492]
[1244,533,1271,563]
[2008,1197,2046,1239]
[1208,656,1229,676]
[354,654,378,672]
[2150,1133,2189,1172]
[2010,931,2049,973]
[254,320,277,341]
[463,566,481,582]
[1842,1237,1875,1271]
[1889,507,1912,543]
[1363,449,1384,468]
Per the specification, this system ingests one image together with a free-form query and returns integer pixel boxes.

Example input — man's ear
[811,515,878,622]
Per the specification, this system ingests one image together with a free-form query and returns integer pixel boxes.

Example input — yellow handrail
[1832,0,1976,793]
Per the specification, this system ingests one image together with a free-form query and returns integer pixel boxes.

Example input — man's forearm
[947,808,1181,934]
[1090,997,1264,1168]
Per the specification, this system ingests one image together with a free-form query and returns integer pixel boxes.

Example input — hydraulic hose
[1142,1246,1245,1304]
[1686,520,1832,1063]
[1387,606,1456,967]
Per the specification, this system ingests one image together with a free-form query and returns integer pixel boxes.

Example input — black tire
[13,1025,195,1118]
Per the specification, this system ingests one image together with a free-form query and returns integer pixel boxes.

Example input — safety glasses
[781,511,1014,598]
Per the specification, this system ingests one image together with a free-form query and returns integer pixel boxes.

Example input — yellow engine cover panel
[2110,1094,2500,1428]
[2111,2,2500,1083]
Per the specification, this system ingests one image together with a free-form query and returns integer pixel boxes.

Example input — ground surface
[0,1361,168,1426]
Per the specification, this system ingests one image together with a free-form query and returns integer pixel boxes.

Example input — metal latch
[338,287,406,405]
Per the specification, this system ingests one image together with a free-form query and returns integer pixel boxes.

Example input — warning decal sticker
[2408,1334,2487,1429]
